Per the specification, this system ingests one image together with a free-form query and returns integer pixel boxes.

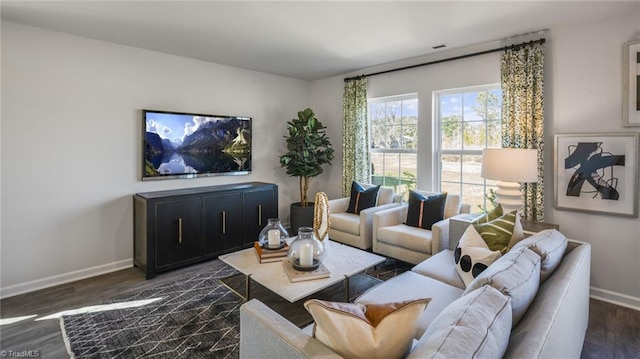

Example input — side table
[520,219,559,236]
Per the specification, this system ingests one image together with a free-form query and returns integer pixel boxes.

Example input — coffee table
[219,240,385,303]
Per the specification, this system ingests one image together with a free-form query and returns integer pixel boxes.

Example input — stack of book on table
[282,261,330,282]
[254,242,288,263]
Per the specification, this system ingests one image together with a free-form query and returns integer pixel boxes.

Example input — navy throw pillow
[405,191,447,230]
[346,182,380,214]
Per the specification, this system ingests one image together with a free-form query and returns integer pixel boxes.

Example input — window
[369,95,418,198]
[435,85,502,213]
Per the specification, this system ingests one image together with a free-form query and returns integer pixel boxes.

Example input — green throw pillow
[472,205,503,225]
[473,210,518,253]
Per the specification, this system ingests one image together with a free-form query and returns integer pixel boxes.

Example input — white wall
[311,10,640,308]
[0,22,313,297]
[547,10,640,307]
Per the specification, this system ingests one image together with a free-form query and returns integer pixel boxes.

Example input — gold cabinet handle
[222,211,226,235]
[258,205,262,226]
[178,217,183,244]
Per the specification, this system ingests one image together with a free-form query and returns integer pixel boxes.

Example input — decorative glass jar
[258,218,289,249]
[287,227,326,271]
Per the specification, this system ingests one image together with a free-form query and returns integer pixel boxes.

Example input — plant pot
[289,202,315,236]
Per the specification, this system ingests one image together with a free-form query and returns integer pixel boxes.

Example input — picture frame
[554,133,639,217]
[623,39,640,127]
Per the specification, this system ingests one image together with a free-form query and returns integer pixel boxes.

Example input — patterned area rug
[61,261,242,358]
[60,257,411,358]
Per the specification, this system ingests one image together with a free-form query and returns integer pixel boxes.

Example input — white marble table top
[218,239,385,303]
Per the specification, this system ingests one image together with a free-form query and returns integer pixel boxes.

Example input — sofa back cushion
[513,229,568,282]
[412,190,460,219]
[304,298,430,359]
[375,185,395,205]
[464,246,541,327]
[407,285,512,359]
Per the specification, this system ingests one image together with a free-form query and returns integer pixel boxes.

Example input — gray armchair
[328,185,402,250]
[372,191,470,264]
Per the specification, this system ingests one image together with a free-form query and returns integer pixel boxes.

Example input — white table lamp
[481,148,538,213]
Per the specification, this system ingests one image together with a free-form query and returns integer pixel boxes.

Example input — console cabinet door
[242,188,277,245]
[155,198,202,268]
[203,193,243,255]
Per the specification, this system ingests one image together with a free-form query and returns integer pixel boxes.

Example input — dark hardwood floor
[1,260,638,358]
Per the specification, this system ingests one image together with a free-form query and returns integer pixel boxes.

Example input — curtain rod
[344,38,546,82]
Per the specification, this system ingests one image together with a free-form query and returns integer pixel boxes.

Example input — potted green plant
[280,108,334,234]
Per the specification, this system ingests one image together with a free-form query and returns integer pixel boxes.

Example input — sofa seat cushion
[464,246,541,327]
[407,285,512,359]
[377,224,433,254]
[330,212,360,236]
[412,250,465,289]
[356,271,464,339]
[304,298,431,359]
[513,229,568,282]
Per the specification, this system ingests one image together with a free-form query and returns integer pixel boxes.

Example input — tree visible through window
[436,86,502,213]
[369,95,418,199]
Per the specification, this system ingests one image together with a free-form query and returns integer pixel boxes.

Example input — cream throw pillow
[304,298,431,359]
[454,225,502,287]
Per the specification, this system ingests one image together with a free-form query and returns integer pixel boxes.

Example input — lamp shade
[481,148,538,183]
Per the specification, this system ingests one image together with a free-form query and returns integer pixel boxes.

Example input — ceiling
[1,1,636,81]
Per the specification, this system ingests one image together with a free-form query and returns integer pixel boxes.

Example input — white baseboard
[0,259,133,299]
[590,286,640,311]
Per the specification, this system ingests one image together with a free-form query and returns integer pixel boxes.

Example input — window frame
[368,93,418,196]
[433,84,501,211]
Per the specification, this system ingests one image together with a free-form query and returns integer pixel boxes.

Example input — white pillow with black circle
[454,225,502,287]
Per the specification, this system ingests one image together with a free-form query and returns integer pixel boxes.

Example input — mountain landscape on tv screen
[144,117,250,177]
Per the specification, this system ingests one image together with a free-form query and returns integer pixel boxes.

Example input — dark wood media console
[133,182,278,279]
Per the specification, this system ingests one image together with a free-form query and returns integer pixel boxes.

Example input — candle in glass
[299,242,314,267]
[267,229,280,247]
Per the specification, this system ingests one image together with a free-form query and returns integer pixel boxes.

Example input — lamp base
[494,181,523,214]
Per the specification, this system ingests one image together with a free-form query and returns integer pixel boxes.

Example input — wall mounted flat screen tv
[143,109,251,180]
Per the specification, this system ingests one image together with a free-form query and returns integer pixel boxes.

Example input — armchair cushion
[331,212,362,236]
[377,224,434,253]
[346,182,380,214]
[405,191,447,230]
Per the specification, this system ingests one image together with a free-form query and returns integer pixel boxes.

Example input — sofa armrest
[328,197,350,213]
[240,299,341,359]
[372,205,409,251]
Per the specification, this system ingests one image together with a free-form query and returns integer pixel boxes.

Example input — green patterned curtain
[501,42,545,221]
[342,77,369,196]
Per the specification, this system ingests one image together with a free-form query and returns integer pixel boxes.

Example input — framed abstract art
[623,39,640,127]
[554,133,639,217]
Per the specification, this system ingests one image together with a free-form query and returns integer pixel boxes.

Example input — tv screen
[143,109,251,180]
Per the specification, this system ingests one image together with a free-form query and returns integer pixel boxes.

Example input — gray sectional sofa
[239,217,591,358]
